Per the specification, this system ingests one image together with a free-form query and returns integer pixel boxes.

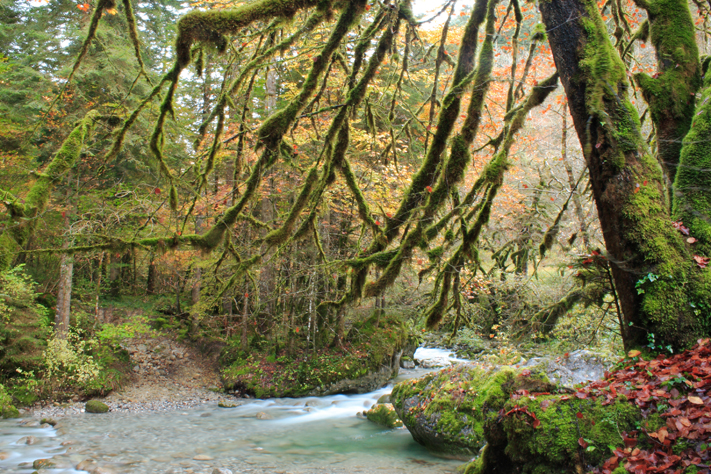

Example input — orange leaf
[628,349,641,358]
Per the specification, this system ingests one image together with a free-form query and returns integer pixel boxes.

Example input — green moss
[633,0,700,183]
[500,396,640,471]
[175,0,323,67]
[263,167,319,246]
[220,312,408,397]
[391,365,555,456]
[85,400,109,413]
[1,404,19,418]
[364,403,403,428]
[674,76,711,256]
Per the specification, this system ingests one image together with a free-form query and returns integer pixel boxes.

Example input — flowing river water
[0,348,468,474]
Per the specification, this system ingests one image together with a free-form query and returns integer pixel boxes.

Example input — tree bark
[55,245,73,338]
[561,111,590,249]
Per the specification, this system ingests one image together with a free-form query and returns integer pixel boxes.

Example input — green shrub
[0,265,51,379]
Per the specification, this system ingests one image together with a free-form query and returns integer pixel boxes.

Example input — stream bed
[0,348,468,474]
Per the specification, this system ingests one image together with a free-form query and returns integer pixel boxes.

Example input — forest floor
[31,334,228,417]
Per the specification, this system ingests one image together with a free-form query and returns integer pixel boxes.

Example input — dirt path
[33,335,229,417]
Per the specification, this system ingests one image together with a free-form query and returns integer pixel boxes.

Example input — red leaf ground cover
[587,339,711,474]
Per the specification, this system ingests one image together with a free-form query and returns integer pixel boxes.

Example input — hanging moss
[175,0,325,67]
[256,0,365,153]
[263,167,319,246]
[121,0,150,80]
[105,77,168,163]
[358,0,493,301]
[383,0,490,243]
[169,185,178,211]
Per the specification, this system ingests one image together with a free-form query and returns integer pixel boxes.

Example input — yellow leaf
[688,395,704,405]
[105,7,117,14]
[627,350,641,358]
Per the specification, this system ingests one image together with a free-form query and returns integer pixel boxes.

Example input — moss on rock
[85,400,109,413]
[364,403,403,428]
[390,365,556,457]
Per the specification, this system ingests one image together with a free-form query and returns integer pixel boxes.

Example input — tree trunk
[146,254,157,295]
[241,289,249,352]
[55,246,73,338]
[540,0,706,349]
[631,0,700,188]
[561,111,590,249]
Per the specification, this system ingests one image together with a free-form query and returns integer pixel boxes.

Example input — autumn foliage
[586,341,711,473]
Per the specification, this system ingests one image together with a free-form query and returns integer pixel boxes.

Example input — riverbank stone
[32,459,54,469]
[218,400,239,408]
[522,349,614,388]
[364,403,403,428]
[85,400,109,413]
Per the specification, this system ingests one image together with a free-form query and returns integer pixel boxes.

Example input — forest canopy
[1,0,711,357]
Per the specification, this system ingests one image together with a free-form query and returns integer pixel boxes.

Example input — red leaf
[154,188,161,194]
[578,438,589,448]
[425,186,433,193]
[576,412,584,418]
[694,255,710,268]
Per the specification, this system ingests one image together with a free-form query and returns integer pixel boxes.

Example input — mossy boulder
[363,403,403,428]
[85,400,109,413]
[392,363,645,472]
[391,364,556,458]
[462,394,641,474]
[220,312,409,398]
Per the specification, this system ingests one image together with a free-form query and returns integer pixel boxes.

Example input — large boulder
[521,350,615,388]
[391,364,556,458]
[393,362,644,473]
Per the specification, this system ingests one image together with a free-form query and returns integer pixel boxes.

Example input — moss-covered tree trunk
[632,0,700,188]
[539,0,709,350]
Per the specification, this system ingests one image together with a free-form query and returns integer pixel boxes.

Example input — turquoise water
[0,349,466,474]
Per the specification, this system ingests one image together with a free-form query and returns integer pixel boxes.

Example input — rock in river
[85,400,109,413]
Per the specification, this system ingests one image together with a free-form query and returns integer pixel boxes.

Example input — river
[0,348,468,474]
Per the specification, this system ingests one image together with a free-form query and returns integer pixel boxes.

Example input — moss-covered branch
[0,111,100,270]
